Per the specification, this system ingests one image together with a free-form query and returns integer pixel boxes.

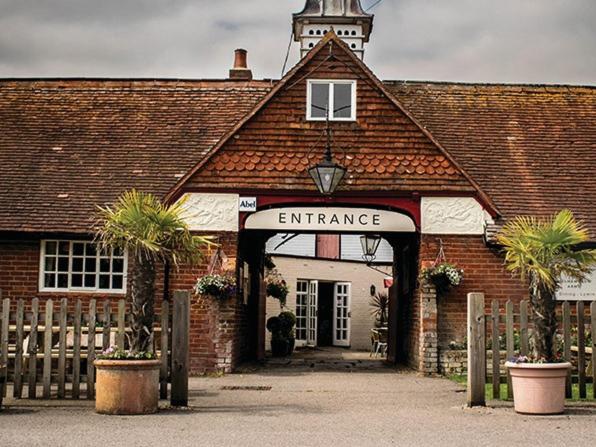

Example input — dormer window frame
[306,79,357,122]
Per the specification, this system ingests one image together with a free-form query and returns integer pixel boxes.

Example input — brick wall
[420,235,528,349]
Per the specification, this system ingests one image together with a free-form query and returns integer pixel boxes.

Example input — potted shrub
[369,291,389,328]
[279,311,297,354]
[499,210,596,414]
[421,262,463,295]
[95,190,212,415]
[266,316,288,357]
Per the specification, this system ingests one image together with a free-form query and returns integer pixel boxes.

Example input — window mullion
[329,83,334,120]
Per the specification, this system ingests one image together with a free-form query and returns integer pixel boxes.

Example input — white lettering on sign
[556,269,596,301]
[245,207,416,232]
[239,197,257,212]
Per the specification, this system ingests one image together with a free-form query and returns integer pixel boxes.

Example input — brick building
[1,1,595,374]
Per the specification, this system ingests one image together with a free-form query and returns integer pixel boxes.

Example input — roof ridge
[383,80,596,89]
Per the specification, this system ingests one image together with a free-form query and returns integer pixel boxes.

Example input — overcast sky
[0,0,594,84]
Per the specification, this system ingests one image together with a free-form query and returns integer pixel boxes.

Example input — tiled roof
[0,79,272,233]
[386,81,596,236]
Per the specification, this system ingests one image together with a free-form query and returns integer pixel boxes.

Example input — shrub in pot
[498,210,596,414]
[95,190,212,414]
[267,316,289,357]
[278,311,297,355]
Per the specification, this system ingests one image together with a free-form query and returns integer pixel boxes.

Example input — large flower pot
[94,359,161,415]
[505,361,571,415]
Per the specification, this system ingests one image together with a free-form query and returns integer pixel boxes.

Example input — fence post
[1,298,9,399]
[577,301,586,399]
[491,300,500,399]
[467,292,486,407]
[563,301,571,398]
[160,300,170,400]
[505,300,514,400]
[591,301,596,400]
[171,290,190,407]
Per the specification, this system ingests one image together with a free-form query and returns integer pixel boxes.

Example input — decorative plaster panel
[180,193,239,232]
[421,197,492,235]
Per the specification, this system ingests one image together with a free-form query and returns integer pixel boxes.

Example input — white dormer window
[307,80,357,121]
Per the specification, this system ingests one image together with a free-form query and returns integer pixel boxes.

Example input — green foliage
[195,273,236,300]
[421,262,464,294]
[265,271,289,307]
[95,189,215,266]
[278,311,296,337]
[369,291,389,327]
[97,347,156,360]
[497,209,596,292]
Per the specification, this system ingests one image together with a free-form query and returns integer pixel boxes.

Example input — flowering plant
[265,272,289,307]
[508,353,565,364]
[97,346,156,360]
[194,273,236,300]
[421,262,463,294]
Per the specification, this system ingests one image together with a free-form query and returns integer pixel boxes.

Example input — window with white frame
[307,80,356,121]
[40,240,127,293]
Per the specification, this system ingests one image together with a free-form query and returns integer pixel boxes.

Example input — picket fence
[467,293,596,406]
[0,293,189,402]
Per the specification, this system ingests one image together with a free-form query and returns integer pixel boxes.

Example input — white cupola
[293,0,374,59]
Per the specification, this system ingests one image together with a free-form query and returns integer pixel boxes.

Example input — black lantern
[360,234,382,263]
[308,124,347,195]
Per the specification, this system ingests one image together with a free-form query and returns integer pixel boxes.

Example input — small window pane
[58,257,69,272]
[72,274,83,287]
[44,257,56,272]
[100,258,110,273]
[72,258,84,272]
[84,274,96,288]
[310,83,329,118]
[45,241,57,255]
[112,258,124,273]
[333,83,352,118]
[73,243,85,256]
[57,274,68,288]
[113,247,124,257]
[99,275,110,289]
[112,275,124,290]
[85,258,97,273]
[58,241,70,255]
[44,273,56,288]
[86,244,97,257]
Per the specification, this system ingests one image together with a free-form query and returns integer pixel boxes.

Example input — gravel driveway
[1,366,595,446]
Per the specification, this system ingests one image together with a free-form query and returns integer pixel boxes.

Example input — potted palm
[94,190,212,415]
[499,210,596,414]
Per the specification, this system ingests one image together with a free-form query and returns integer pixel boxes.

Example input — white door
[333,282,351,347]
[294,280,309,347]
[306,280,318,347]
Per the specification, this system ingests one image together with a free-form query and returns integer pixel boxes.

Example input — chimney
[229,49,253,81]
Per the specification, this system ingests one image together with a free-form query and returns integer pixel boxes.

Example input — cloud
[0,0,594,84]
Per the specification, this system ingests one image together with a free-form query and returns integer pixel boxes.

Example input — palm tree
[497,209,596,361]
[95,190,214,353]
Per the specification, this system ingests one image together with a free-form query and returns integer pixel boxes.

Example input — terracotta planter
[94,359,161,415]
[505,361,571,415]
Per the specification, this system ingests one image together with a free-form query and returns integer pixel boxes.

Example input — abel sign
[556,269,596,301]
[244,207,416,233]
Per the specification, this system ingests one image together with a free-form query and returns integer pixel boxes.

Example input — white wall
[266,256,392,351]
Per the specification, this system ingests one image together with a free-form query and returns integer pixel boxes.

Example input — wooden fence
[467,293,596,406]
[0,292,190,403]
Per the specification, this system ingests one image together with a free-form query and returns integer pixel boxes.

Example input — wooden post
[591,301,596,400]
[72,300,82,399]
[519,300,529,357]
[505,300,514,400]
[160,300,170,400]
[563,301,572,398]
[117,299,126,350]
[491,300,500,399]
[577,301,586,399]
[87,300,96,399]
[43,299,53,399]
[171,291,190,407]
[57,298,67,399]
[1,298,9,398]
[28,298,39,399]
[467,292,486,407]
[103,301,111,351]
[13,299,25,398]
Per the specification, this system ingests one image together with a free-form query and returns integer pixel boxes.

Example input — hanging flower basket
[194,273,237,300]
[421,262,463,295]
[265,272,289,307]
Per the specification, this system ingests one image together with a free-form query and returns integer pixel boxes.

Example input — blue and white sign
[239,197,257,212]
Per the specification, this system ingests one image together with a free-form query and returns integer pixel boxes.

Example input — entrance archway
[238,201,420,366]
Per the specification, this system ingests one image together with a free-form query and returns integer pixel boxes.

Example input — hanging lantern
[360,234,382,263]
[308,121,346,195]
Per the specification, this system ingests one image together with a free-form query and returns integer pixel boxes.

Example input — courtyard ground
[1,365,595,446]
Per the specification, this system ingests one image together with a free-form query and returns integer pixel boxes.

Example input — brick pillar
[418,278,438,374]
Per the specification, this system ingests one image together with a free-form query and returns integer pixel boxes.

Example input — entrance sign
[556,269,596,301]
[239,197,257,212]
[244,207,416,232]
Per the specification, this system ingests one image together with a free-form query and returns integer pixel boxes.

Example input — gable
[175,35,479,198]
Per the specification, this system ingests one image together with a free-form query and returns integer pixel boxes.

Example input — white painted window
[295,280,309,343]
[307,80,357,121]
[39,240,127,293]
